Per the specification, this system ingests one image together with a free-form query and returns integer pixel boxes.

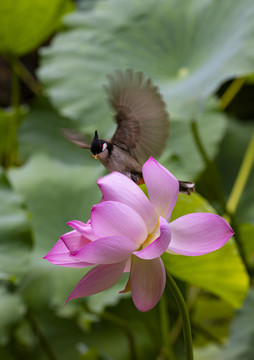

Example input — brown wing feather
[104,69,170,164]
[61,128,90,149]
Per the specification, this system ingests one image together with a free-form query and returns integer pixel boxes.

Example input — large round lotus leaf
[18,98,93,166]
[0,0,71,56]
[0,170,32,280]
[0,289,25,345]
[8,154,102,257]
[39,0,254,123]
[218,289,254,360]
[195,290,254,360]
[160,107,228,179]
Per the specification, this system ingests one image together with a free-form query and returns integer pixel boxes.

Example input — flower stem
[190,120,210,166]
[159,294,175,360]
[225,132,254,277]
[190,120,227,212]
[171,287,199,345]
[14,59,43,96]
[102,312,137,360]
[26,308,58,360]
[226,132,254,215]
[167,275,193,360]
[219,77,246,111]
[84,305,137,360]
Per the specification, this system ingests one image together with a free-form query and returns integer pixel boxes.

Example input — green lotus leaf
[18,98,92,166]
[39,0,254,123]
[239,223,254,268]
[192,295,234,347]
[0,0,72,56]
[218,289,254,360]
[0,170,32,280]
[195,289,254,359]
[0,288,25,346]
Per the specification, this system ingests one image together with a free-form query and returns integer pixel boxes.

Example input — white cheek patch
[102,143,107,152]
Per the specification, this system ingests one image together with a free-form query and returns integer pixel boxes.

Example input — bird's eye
[102,143,107,152]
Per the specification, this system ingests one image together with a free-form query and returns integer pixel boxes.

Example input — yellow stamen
[141,221,160,250]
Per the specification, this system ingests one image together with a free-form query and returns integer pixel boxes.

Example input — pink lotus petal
[131,256,166,312]
[67,220,97,241]
[142,157,179,221]
[97,172,157,233]
[168,213,234,256]
[44,239,92,268]
[61,230,91,253]
[74,236,136,264]
[133,217,171,259]
[66,260,127,301]
[91,201,148,247]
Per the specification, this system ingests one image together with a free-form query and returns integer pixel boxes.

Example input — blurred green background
[0,0,254,359]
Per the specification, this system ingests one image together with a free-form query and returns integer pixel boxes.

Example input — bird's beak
[91,153,101,160]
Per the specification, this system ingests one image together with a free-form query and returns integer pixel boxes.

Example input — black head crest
[91,130,102,155]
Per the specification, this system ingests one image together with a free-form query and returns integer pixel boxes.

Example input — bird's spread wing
[61,128,90,149]
[104,69,170,164]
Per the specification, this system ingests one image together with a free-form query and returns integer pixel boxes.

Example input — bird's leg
[131,173,144,185]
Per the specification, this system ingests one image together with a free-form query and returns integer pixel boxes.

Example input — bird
[63,69,195,194]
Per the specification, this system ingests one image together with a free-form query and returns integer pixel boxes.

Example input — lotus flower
[44,157,233,311]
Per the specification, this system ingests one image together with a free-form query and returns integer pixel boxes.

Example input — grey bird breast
[99,145,142,179]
